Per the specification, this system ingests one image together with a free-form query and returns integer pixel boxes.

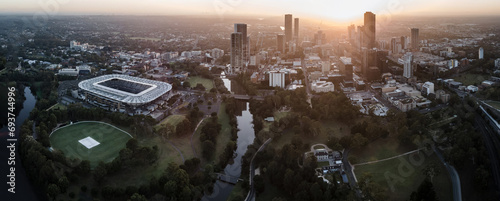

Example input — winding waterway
[202,74,256,201]
[0,87,41,200]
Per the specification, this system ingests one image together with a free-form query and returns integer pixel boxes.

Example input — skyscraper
[314,30,325,46]
[347,24,356,44]
[362,48,377,76]
[411,28,419,51]
[277,34,285,53]
[294,18,299,42]
[285,14,293,43]
[234,23,248,62]
[230,32,243,74]
[364,12,376,49]
[400,36,406,50]
[391,37,397,54]
[403,52,413,78]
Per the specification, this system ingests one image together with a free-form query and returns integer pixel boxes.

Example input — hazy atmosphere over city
[1,1,500,201]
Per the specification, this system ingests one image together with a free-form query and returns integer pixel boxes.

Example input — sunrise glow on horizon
[1,0,499,23]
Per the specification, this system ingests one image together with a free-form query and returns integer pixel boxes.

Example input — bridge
[226,94,265,101]
[216,173,243,185]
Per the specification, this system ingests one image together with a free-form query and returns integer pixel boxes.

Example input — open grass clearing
[354,152,452,201]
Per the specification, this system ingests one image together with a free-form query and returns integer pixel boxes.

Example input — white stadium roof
[78,74,172,106]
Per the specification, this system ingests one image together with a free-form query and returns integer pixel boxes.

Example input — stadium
[78,74,172,110]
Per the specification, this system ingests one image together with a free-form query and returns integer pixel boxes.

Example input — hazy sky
[1,0,499,22]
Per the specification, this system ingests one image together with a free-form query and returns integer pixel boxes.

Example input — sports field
[50,121,132,168]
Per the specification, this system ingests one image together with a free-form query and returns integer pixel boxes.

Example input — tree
[422,163,441,182]
[57,176,69,193]
[47,183,61,200]
[254,175,265,194]
[93,162,108,184]
[183,81,191,89]
[410,179,437,201]
[202,140,215,159]
[359,173,387,201]
[351,133,368,149]
[128,193,148,201]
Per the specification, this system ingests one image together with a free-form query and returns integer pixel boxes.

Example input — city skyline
[2,0,500,23]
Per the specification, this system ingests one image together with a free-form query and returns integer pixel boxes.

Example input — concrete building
[311,81,335,93]
[234,23,248,63]
[277,34,285,53]
[411,28,419,51]
[294,18,300,42]
[269,71,286,88]
[314,149,330,161]
[230,32,244,74]
[339,57,353,81]
[364,12,376,49]
[436,90,450,103]
[58,68,79,76]
[285,14,293,43]
[362,48,377,76]
[322,61,330,73]
[422,82,434,95]
[403,52,413,79]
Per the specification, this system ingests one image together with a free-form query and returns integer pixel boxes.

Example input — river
[202,74,256,201]
[0,87,41,200]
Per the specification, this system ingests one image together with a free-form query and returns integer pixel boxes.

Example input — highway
[245,138,272,201]
[475,116,500,194]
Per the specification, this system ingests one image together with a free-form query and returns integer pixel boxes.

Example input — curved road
[245,138,272,201]
[433,146,462,201]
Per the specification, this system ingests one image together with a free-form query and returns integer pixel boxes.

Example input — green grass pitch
[50,121,132,168]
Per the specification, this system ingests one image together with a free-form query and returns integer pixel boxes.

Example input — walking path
[352,148,425,166]
[167,140,185,163]
[191,116,209,158]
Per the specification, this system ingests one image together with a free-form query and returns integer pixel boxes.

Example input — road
[475,116,500,194]
[342,149,363,200]
[433,146,462,201]
[245,138,272,201]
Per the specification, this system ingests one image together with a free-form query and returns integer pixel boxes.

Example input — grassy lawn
[454,73,489,86]
[227,182,247,201]
[154,114,186,130]
[103,135,184,187]
[271,119,350,151]
[354,152,452,201]
[317,161,330,167]
[187,76,214,91]
[50,122,132,168]
[274,111,289,121]
[256,176,288,201]
[349,137,417,164]
[215,103,233,163]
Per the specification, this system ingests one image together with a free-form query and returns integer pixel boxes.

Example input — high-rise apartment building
[285,14,293,43]
[403,52,413,78]
[294,18,299,42]
[230,32,243,74]
[364,12,376,49]
[411,28,419,51]
[277,34,285,53]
